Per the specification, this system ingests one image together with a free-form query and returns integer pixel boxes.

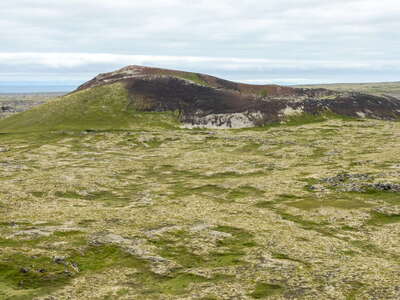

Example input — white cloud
[1,52,400,84]
[0,0,400,83]
[2,52,400,70]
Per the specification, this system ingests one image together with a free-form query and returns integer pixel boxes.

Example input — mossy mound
[0,83,179,132]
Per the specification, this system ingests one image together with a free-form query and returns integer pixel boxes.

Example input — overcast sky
[1,0,400,85]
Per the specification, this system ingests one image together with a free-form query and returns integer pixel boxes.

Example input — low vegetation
[0,115,399,299]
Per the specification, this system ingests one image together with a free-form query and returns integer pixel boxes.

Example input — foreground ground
[0,118,400,299]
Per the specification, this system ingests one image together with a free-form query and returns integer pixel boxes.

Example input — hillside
[0,83,178,131]
[297,81,400,97]
[1,66,400,132]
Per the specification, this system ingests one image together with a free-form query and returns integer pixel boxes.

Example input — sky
[1,0,400,87]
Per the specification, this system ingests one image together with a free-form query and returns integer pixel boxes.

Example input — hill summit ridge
[75,65,400,128]
[1,65,400,131]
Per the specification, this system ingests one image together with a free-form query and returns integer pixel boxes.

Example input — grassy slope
[0,83,179,132]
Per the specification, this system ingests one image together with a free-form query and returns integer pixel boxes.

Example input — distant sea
[0,83,78,94]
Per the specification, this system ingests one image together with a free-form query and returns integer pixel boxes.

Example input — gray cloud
[1,0,400,84]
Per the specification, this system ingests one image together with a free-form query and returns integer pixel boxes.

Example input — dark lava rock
[367,183,400,192]
[53,256,67,265]
[71,262,80,272]
[0,106,14,112]
[323,173,372,185]
[20,267,30,273]
[321,173,400,193]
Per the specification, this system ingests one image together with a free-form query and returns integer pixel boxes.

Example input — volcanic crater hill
[1,65,400,131]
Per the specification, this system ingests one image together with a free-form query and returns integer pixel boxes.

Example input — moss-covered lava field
[1,117,400,299]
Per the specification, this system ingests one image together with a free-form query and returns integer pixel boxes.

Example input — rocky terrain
[298,81,400,98]
[0,93,64,119]
[1,118,400,299]
[0,66,400,299]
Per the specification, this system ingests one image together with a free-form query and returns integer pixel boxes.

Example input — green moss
[286,197,372,210]
[206,171,241,178]
[341,225,358,231]
[55,191,81,199]
[240,111,354,129]
[276,211,335,237]
[0,238,37,248]
[31,192,45,198]
[310,147,327,159]
[83,191,129,205]
[205,171,266,179]
[298,178,320,192]
[0,131,66,153]
[271,252,290,260]
[0,221,31,227]
[318,128,340,136]
[71,245,148,272]
[227,186,264,200]
[144,138,163,148]
[271,252,308,265]
[175,73,209,86]
[283,113,327,126]
[255,194,300,209]
[0,244,158,298]
[346,190,400,205]
[367,211,400,225]
[150,226,255,269]
[340,250,358,256]
[53,231,83,237]
[70,244,211,296]
[277,194,299,200]
[171,183,226,199]
[151,230,246,268]
[160,273,207,295]
[260,89,269,97]
[254,201,274,208]
[191,184,227,195]
[209,226,256,266]
[237,143,263,153]
[214,225,253,242]
[346,281,364,300]
[153,240,205,268]
[208,251,245,266]
[349,240,382,255]
[250,282,284,298]
[0,253,74,299]
[77,219,96,226]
